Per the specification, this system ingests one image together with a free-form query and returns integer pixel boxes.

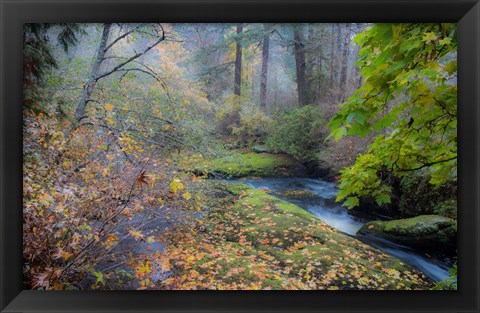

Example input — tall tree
[339,23,352,101]
[75,24,111,123]
[293,25,308,106]
[305,24,326,103]
[234,24,243,96]
[260,24,270,110]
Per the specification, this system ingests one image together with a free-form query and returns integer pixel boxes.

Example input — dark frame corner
[1,1,479,312]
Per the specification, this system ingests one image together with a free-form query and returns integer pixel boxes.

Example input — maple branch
[396,155,457,172]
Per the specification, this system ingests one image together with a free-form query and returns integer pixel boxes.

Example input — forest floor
[133,150,434,290]
[81,150,436,290]
[160,179,434,290]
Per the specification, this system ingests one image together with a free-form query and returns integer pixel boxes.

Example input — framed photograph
[1,0,479,312]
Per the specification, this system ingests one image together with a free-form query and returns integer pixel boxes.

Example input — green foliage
[231,108,272,146]
[399,173,457,218]
[193,152,300,178]
[433,198,457,220]
[433,263,457,290]
[24,24,82,83]
[329,23,457,209]
[266,104,324,162]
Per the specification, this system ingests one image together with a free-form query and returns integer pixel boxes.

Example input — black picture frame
[1,0,479,312]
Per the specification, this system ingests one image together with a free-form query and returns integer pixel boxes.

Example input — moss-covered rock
[358,215,457,255]
[193,152,306,178]
[269,189,319,200]
[164,181,434,290]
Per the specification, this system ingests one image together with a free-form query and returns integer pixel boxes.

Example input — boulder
[273,189,319,200]
[357,215,457,255]
[252,145,269,153]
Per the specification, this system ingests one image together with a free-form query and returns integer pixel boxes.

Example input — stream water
[227,177,452,282]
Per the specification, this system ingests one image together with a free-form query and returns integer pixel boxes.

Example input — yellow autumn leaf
[169,179,184,193]
[104,104,114,111]
[62,250,74,261]
[182,192,192,200]
[147,236,155,243]
[135,260,151,276]
[105,117,114,125]
[129,229,144,241]
[163,125,170,131]
[106,233,118,245]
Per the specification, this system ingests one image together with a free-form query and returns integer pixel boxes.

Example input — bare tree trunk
[317,26,324,98]
[234,24,243,96]
[293,26,308,106]
[251,63,255,99]
[352,24,364,89]
[335,25,342,85]
[340,23,352,100]
[73,23,165,127]
[273,68,278,110]
[329,24,335,85]
[306,23,315,103]
[260,26,270,110]
[75,23,111,123]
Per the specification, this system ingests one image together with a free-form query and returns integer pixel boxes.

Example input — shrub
[265,104,324,162]
[215,95,272,146]
[399,173,457,218]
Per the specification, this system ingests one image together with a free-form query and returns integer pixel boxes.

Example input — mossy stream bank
[164,181,434,290]
[191,152,308,178]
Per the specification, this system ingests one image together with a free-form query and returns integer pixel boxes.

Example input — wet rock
[252,145,269,153]
[272,189,319,200]
[358,215,457,255]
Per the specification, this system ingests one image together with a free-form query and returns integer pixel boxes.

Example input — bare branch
[104,24,147,52]
[95,30,165,82]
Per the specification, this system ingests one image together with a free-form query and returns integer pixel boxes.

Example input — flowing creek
[225,177,452,282]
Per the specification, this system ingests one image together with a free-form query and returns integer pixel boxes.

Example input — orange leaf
[129,229,144,241]
[136,170,149,189]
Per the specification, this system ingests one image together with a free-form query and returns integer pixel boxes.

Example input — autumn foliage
[22,22,456,290]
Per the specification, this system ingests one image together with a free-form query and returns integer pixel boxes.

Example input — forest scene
[23,23,457,290]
